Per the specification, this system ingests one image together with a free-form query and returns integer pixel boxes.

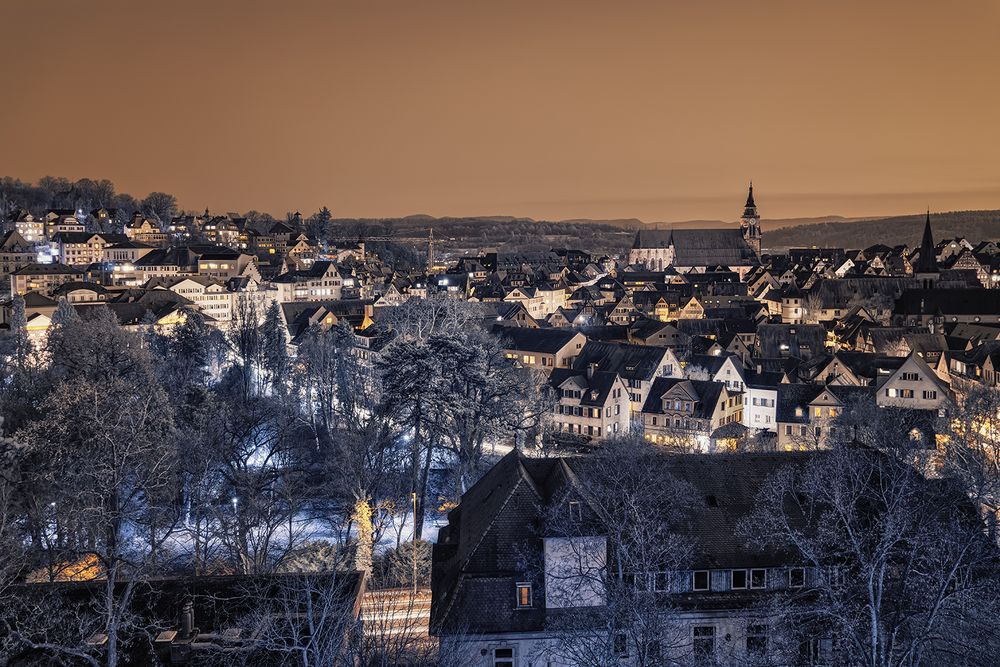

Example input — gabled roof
[641,377,727,417]
[52,232,128,245]
[548,368,622,407]
[492,325,582,354]
[10,262,83,276]
[571,340,672,381]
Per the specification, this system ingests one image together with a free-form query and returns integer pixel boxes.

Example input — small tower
[740,181,762,257]
[914,209,939,289]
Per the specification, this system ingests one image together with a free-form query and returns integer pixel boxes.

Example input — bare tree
[740,442,1000,667]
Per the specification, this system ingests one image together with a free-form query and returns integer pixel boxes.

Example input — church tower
[740,181,762,257]
[914,210,939,289]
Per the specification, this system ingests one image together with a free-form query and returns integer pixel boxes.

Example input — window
[750,568,766,589]
[923,390,937,400]
[516,583,532,608]
[692,570,710,591]
[901,372,919,381]
[568,501,582,522]
[645,640,662,661]
[798,638,824,666]
[654,571,671,592]
[746,624,768,656]
[784,425,792,436]
[813,406,822,417]
[493,647,515,667]
[613,633,629,656]
[789,567,806,588]
[731,569,747,589]
[693,626,715,660]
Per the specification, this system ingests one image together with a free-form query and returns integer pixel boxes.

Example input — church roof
[671,229,757,266]
[632,228,757,266]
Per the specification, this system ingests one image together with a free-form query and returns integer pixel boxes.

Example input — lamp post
[411,491,418,596]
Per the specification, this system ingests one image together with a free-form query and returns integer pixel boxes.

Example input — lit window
[516,583,532,608]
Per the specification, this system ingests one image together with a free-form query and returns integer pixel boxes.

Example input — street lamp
[411,492,418,595]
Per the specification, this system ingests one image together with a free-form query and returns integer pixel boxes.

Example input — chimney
[587,363,597,380]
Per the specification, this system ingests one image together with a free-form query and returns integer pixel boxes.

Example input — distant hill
[763,210,1000,251]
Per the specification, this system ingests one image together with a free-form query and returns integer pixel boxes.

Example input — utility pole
[426,227,435,272]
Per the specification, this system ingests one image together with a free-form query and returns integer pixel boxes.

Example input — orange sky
[2,0,998,222]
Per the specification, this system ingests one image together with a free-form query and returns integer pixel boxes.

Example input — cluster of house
[4,190,999,455]
[0,207,375,339]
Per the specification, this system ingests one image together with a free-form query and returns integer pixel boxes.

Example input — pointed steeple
[915,209,938,274]
[740,181,761,257]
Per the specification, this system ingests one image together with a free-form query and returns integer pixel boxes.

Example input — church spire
[740,181,761,258]
[915,209,938,276]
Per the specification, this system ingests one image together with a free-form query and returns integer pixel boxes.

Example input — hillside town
[1,183,999,666]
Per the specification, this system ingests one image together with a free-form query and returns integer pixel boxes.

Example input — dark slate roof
[895,288,1000,316]
[775,384,825,423]
[641,378,727,418]
[272,260,335,284]
[670,229,757,266]
[548,368,621,407]
[807,277,915,309]
[52,231,128,244]
[685,353,733,376]
[631,228,757,266]
[492,325,581,354]
[631,229,673,250]
[571,340,671,381]
[10,262,83,276]
[756,324,826,359]
[628,318,684,342]
[744,368,784,389]
[431,449,823,634]
[775,384,875,422]
[798,351,906,383]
